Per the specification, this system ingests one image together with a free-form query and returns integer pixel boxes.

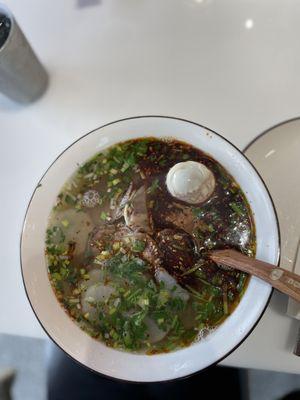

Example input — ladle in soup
[211,249,300,302]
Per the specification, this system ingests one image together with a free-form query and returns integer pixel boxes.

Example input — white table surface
[1,0,300,374]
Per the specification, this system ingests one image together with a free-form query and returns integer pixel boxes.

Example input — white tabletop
[1,0,300,374]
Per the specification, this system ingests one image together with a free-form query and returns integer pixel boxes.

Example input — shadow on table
[47,343,244,400]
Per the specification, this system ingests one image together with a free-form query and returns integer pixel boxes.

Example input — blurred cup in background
[0,3,48,103]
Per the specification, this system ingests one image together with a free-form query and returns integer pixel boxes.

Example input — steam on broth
[45,138,255,354]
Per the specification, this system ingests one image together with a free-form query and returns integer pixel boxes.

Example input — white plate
[245,118,300,318]
[21,116,279,382]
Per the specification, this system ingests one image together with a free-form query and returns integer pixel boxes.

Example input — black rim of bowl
[20,115,281,384]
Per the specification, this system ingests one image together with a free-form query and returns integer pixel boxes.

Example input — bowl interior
[21,116,279,382]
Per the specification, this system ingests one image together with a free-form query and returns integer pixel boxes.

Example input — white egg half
[166,161,215,204]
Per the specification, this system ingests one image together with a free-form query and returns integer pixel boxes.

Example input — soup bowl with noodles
[21,116,279,382]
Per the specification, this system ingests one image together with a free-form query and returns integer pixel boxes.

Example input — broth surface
[45,138,255,353]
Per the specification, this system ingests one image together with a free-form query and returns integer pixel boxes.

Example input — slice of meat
[88,224,116,255]
[114,227,162,270]
[163,203,197,234]
[110,183,134,221]
[142,237,162,270]
[156,229,197,275]
[124,186,152,233]
[88,224,162,271]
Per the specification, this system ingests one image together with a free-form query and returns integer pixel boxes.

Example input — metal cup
[0,4,48,103]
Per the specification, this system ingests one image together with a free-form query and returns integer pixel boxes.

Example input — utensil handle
[211,249,300,303]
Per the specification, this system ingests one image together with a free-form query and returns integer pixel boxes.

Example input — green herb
[181,263,201,276]
[132,240,146,253]
[100,211,108,221]
[229,202,244,216]
[51,272,62,281]
[147,178,160,194]
[121,162,130,172]
[228,291,234,302]
[211,274,223,286]
[207,224,214,233]
[158,159,167,166]
[194,300,220,323]
[237,273,247,293]
[223,289,228,315]
[197,277,217,289]
[186,285,206,302]
[65,194,76,205]
[112,178,121,186]
[192,207,205,218]
[46,226,65,245]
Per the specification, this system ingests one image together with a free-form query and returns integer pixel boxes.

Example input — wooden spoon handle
[210,249,300,303]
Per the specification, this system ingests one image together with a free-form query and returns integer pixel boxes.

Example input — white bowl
[21,116,280,382]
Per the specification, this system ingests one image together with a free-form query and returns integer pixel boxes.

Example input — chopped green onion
[181,264,201,276]
[147,178,160,194]
[223,290,229,315]
[186,285,207,301]
[100,211,108,220]
[229,202,244,216]
[132,240,146,252]
[52,272,62,281]
[65,194,76,205]
[112,178,121,186]
[237,273,247,292]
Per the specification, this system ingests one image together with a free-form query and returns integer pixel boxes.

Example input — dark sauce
[141,139,255,297]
